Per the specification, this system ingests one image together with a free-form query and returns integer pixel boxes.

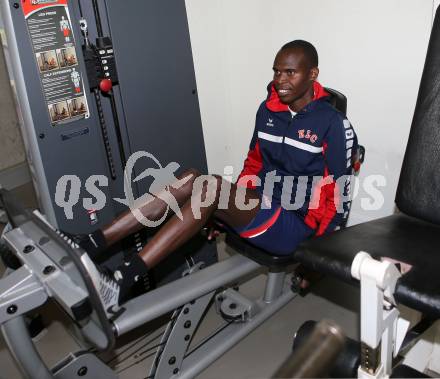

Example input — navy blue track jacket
[237,81,358,235]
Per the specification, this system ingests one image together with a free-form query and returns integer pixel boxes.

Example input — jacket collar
[265,81,329,113]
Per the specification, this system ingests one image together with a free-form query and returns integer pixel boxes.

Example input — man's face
[272,48,317,107]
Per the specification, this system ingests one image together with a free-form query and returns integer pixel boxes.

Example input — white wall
[186,0,434,224]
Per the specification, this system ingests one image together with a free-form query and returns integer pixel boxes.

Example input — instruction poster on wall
[21,0,89,126]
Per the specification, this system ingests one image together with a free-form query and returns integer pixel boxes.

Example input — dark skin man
[100,45,319,269]
[61,42,325,310]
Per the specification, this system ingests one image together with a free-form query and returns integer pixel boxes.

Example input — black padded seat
[225,232,297,271]
[295,213,440,318]
[294,8,440,320]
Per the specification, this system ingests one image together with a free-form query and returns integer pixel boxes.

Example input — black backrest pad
[324,87,347,116]
[396,6,440,224]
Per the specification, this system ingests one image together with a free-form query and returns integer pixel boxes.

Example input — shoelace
[99,271,119,304]
[56,230,80,250]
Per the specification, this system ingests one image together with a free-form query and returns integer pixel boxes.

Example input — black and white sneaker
[82,253,123,317]
[56,230,148,315]
[56,230,121,317]
[57,229,106,261]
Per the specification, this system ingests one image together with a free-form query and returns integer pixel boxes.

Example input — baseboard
[0,161,31,190]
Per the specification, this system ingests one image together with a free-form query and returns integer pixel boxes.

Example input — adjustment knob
[99,78,112,93]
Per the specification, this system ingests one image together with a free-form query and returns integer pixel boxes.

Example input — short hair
[280,40,318,68]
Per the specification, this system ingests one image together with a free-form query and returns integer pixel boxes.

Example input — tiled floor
[0,183,360,379]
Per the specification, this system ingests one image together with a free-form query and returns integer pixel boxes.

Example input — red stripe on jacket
[237,140,262,189]
[304,143,340,236]
[239,207,282,238]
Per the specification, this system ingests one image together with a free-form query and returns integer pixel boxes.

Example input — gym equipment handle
[272,319,345,378]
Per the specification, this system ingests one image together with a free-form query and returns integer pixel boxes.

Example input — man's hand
[202,219,224,241]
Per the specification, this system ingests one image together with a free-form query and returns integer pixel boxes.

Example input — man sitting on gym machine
[61,40,358,315]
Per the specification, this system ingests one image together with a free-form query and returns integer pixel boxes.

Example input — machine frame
[0,188,299,379]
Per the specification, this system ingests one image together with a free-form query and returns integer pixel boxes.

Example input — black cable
[92,0,103,37]
[78,0,83,17]
[129,341,165,361]
[106,312,180,366]
[115,348,162,375]
[184,321,232,358]
[106,328,165,365]
[108,92,127,167]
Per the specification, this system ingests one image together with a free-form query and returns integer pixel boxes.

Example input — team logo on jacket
[298,129,318,144]
[266,118,274,127]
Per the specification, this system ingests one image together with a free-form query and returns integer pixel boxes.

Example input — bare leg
[102,169,200,246]
[87,174,261,307]
[139,175,261,268]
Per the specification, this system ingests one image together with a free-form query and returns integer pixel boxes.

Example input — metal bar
[113,254,261,336]
[0,266,47,324]
[1,315,52,379]
[263,271,286,303]
[153,291,215,378]
[177,282,296,379]
[352,252,401,378]
[0,1,57,226]
[108,92,127,168]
